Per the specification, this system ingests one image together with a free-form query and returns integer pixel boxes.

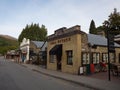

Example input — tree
[103,8,120,36]
[18,23,47,43]
[89,20,96,34]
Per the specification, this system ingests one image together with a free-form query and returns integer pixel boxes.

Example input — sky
[0,0,120,39]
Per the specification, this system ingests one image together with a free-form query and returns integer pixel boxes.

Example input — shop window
[49,55,56,63]
[96,53,100,64]
[66,50,73,65]
[82,52,90,65]
[102,53,115,63]
[92,53,100,64]
[102,53,108,63]
[110,53,115,63]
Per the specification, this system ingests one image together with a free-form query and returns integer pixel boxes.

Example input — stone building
[47,25,120,74]
[20,38,47,64]
[30,41,47,65]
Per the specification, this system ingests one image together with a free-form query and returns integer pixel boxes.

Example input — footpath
[21,63,120,90]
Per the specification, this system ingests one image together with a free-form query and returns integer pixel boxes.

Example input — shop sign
[50,37,71,45]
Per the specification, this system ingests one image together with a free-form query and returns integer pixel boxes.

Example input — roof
[115,34,120,38]
[114,34,120,41]
[31,41,44,48]
[87,34,120,47]
[31,41,47,51]
[41,42,47,51]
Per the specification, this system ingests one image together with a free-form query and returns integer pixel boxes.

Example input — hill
[0,35,19,55]
[0,34,17,40]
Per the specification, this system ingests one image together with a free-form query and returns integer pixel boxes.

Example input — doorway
[49,44,62,70]
[57,54,62,70]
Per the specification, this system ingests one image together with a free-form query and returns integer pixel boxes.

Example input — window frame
[92,52,100,64]
[102,53,108,63]
[49,55,56,63]
[82,52,90,65]
[66,50,73,65]
[110,53,115,63]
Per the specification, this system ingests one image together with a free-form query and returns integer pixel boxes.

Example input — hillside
[0,35,19,55]
[0,34,17,40]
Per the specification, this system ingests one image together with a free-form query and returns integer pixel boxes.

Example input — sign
[108,34,115,53]
[50,37,71,45]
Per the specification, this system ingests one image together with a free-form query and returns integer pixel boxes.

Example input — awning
[49,44,62,55]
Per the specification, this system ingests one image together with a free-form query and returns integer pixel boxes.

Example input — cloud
[0,0,120,38]
[0,24,23,39]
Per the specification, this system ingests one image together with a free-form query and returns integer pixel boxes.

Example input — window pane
[82,53,86,64]
[102,53,108,63]
[82,52,90,65]
[110,53,115,63]
[50,55,55,63]
[93,53,96,64]
[67,50,73,65]
[86,53,90,64]
[96,53,100,63]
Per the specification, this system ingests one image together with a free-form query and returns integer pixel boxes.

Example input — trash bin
[90,64,95,74]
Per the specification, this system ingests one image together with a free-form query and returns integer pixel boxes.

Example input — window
[102,53,108,63]
[92,53,100,64]
[96,53,100,64]
[102,53,115,63]
[82,53,86,64]
[66,50,73,65]
[93,53,96,64]
[110,53,115,63]
[82,52,90,65]
[86,53,90,64]
[49,55,56,63]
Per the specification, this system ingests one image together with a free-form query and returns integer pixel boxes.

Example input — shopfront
[47,25,84,74]
[20,38,30,63]
[47,25,120,75]
[81,34,120,74]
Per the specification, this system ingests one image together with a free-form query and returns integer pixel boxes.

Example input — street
[0,57,91,90]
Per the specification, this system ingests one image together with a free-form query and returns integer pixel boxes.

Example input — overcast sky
[0,0,120,38]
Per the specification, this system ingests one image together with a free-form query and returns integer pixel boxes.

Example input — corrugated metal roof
[41,42,47,51]
[31,41,47,51]
[87,34,120,47]
[31,41,44,48]
[115,34,120,38]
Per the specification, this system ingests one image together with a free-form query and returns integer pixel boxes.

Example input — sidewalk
[21,63,120,90]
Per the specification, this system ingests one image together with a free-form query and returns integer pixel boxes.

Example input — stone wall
[47,25,83,74]
[81,33,89,52]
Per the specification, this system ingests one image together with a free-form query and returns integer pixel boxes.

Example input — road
[0,57,91,90]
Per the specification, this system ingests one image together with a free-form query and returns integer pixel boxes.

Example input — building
[114,34,120,44]
[20,38,47,64]
[30,41,47,65]
[20,38,30,63]
[6,50,19,60]
[47,25,120,74]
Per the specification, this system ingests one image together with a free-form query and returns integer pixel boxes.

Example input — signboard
[108,34,115,53]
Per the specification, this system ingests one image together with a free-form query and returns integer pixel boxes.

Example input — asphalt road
[0,57,91,90]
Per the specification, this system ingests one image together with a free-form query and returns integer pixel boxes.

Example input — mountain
[0,35,19,55]
[0,34,17,40]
